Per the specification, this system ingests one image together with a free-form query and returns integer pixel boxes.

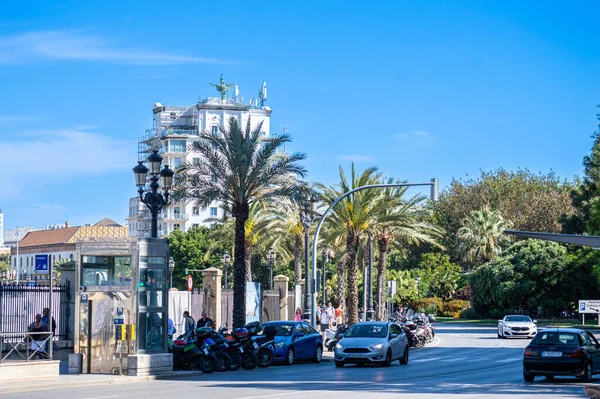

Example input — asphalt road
[3,323,592,398]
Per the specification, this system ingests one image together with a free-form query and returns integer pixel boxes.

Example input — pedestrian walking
[319,306,330,340]
[294,307,302,321]
[335,305,344,327]
[182,311,195,338]
[167,318,176,339]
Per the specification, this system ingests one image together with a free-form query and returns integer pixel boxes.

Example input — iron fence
[0,331,54,363]
[0,282,71,341]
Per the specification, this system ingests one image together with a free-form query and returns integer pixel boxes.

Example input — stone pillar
[274,275,289,320]
[202,267,222,329]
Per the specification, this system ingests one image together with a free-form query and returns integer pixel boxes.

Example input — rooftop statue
[210,74,235,101]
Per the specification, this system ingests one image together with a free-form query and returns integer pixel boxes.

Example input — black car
[523,328,600,382]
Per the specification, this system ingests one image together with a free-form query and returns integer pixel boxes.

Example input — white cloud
[338,154,374,162]
[0,30,233,66]
[0,127,134,199]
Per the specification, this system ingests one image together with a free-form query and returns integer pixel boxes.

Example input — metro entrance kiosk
[73,237,171,375]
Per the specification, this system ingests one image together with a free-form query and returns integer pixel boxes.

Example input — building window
[210,207,218,217]
[174,224,180,230]
[211,125,219,137]
[174,157,181,168]
[192,207,199,216]
[192,223,199,228]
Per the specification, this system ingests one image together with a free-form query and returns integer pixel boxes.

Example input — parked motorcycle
[325,323,349,352]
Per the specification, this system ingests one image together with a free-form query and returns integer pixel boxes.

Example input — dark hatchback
[523,328,600,382]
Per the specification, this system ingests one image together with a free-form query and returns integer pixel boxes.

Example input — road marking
[237,392,314,399]
[81,396,119,399]
[496,357,522,363]
[411,357,441,363]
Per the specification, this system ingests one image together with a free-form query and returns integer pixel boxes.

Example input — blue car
[259,321,323,365]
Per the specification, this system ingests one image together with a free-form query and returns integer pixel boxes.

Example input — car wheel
[335,361,344,368]
[312,345,323,363]
[383,350,392,367]
[523,370,535,382]
[497,328,502,338]
[399,347,409,365]
[583,362,593,382]
[285,348,295,366]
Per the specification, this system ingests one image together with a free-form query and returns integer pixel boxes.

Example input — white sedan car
[497,315,537,339]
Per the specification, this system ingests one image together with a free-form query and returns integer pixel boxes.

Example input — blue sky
[1,1,599,230]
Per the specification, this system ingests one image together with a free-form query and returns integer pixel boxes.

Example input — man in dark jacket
[196,311,214,329]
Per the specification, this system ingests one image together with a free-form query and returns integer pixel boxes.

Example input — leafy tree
[562,108,600,234]
[418,253,460,300]
[0,253,10,272]
[174,117,306,328]
[470,239,569,316]
[169,226,217,290]
[386,269,418,306]
[435,168,574,262]
[456,206,512,269]
[316,164,382,324]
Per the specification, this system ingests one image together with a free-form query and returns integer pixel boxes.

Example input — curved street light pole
[310,179,438,327]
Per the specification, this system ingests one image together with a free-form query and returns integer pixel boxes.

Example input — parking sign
[35,254,49,274]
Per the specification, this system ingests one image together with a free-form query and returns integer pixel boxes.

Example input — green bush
[440,300,470,318]
[425,303,439,315]
[409,297,443,313]
[459,307,479,319]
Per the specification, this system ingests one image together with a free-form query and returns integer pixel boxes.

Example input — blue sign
[35,254,49,274]
[114,318,124,325]
[27,281,36,287]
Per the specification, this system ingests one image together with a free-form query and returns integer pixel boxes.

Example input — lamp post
[321,250,328,307]
[366,232,375,321]
[168,257,175,288]
[222,251,231,289]
[267,248,276,290]
[300,191,318,322]
[416,275,421,298]
[132,150,174,238]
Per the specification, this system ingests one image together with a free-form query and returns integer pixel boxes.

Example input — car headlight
[335,343,343,349]
[274,342,284,348]
[369,343,384,350]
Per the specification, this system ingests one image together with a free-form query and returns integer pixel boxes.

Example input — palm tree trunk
[346,231,360,325]
[232,202,249,328]
[376,235,390,321]
[337,256,347,311]
[294,235,303,285]
[244,238,253,282]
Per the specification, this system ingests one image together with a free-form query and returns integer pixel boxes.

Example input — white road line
[237,391,315,399]
[81,396,119,399]
[440,357,468,362]
[410,357,441,363]
[496,357,522,363]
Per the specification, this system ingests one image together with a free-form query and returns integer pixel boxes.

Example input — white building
[128,79,272,238]
[0,209,3,247]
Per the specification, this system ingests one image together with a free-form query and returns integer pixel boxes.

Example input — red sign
[187,275,193,291]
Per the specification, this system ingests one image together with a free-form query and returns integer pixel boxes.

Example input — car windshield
[505,316,532,322]
[259,324,294,337]
[532,332,579,345]
[345,324,388,338]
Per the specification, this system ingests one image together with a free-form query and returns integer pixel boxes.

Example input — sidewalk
[0,360,205,395]
[2,353,334,394]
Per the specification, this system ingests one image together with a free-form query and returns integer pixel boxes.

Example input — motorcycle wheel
[214,351,232,372]
[228,352,242,371]
[257,347,273,368]
[241,351,258,370]
[200,354,217,374]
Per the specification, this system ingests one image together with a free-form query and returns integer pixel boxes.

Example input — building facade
[128,79,272,238]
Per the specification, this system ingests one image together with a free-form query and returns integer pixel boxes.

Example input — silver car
[334,321,409,367]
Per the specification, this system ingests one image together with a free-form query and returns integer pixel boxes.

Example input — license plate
[542,351,562,357]
[203,348,209,355]
[348,354,366,358]
[253,342,258,349]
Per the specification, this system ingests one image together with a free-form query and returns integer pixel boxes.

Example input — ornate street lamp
[300,190,318,321]
[222,251,231,289]
[267,248,276,290]
[132,150,174,238]
[168,257,175,288]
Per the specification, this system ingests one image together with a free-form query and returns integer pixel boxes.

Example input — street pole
[15,227,19,283]
[367,233,374,321]
[321,251,327,307]
[302,226,311,321]
[48,256,53,360]
[269,257,274,290]
[310,181,438,326]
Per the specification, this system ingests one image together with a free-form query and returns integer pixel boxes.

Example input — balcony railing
[158,146,187,154]
[160,128,198,138]
[159,213,189,221]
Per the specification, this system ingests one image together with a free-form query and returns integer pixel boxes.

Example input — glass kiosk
[74,238,170,374]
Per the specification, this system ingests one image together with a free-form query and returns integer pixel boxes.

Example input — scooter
[325,323,349,352]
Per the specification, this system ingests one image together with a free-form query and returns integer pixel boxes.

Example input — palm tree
[373,180,444,319]
[316,164,382,325]
[456,206,512,268]
[174,117,306,328]
[255,198,305,284]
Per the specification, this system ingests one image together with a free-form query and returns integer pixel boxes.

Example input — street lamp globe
[268,248,276,262]
[310,192,318,212]
[147,150,163,174]
[169,257,175,274]
[160,165,174,190]
[133,161,149,186]
[222,250,231,264]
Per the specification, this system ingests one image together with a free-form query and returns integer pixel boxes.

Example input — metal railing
[0,331,53,363]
